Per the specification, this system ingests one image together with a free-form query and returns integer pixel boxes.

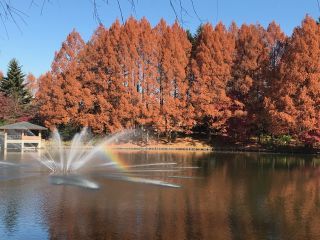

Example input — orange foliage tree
[136,18,161,132]
[265,16,320,146]
[78,22,122,133]
[228,24,270,139]
[37,30,85,130]
[26,73,38,96]
[155,20,192,139]
[191,22,235,137]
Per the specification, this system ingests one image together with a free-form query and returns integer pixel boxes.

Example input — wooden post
[3,148,7,160]
[4,130,7,150]
[21,130,24,151]
[38,131,42,149]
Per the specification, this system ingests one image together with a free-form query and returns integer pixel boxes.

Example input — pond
[0,150,320,240]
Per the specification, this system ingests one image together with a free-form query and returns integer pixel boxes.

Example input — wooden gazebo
[0,122,47,150]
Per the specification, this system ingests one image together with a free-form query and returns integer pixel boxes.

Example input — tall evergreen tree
[0,59,31,104]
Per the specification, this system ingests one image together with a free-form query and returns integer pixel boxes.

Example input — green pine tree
[0,59,32,104]
[186,25,202,48]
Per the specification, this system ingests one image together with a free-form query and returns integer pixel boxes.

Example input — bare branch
[40,0,46,14]
[216,0,219,23]
[92,0,102,23]
[169,0,202,27]
[0,13,9,38]
[190,0,203,23]
[29,0,39,9]
[0,0,201,35]
[169,0,179,21]
[116,0,124,23]
[0,0,29,36]
[127,0,136,14]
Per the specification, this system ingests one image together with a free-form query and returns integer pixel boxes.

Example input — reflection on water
[0,151,320,239]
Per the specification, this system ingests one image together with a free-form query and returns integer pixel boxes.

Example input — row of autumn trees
[15,16,320,144]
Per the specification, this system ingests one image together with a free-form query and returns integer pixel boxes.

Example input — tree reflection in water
[0,151,320,239]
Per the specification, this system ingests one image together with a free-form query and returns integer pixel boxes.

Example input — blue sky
[0,0,319,77]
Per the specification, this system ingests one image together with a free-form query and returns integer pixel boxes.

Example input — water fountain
[0,128,193,189]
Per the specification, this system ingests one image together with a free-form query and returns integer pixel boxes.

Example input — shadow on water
[49,175,100,190]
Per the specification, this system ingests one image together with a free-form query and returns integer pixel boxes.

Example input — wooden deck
[0,122,47,151]
[0,133,43,150]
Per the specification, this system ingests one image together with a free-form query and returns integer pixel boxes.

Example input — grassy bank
[43,135,320,154]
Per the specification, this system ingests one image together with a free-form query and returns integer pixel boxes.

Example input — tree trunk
[166,130,172,143]
[207,129,212,142]
[146,130,149,144]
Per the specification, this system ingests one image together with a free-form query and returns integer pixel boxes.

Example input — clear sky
[0,0,319,77]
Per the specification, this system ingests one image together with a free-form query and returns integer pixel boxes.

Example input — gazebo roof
[0,122,47,130]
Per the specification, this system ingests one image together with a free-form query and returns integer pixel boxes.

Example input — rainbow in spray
[96,145,181,188]
[98,145,129,171]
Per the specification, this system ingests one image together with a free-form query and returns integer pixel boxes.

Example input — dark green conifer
[0,59,31,104]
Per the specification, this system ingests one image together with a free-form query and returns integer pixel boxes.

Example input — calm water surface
[0,151,320,240]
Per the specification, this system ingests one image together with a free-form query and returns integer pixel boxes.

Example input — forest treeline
[1,16,320,146]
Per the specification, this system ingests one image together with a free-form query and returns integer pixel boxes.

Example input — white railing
[7,135,22,140]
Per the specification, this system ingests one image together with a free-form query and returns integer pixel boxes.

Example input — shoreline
[4,144,319,155]
[106,146,320,155]
[37,135,320,155]
[40,142,320,155]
